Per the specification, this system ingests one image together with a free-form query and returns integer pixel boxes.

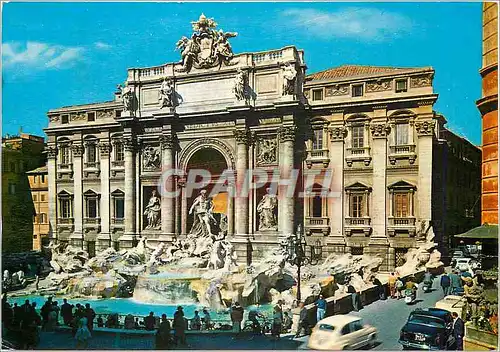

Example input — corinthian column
[124,136,136,236]
[160,135,176,236]
[98,142,111,249]
[71,143,84,248]
[234,129,249,236]
[279,126,296,235]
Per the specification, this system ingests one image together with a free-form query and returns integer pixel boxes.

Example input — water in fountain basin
[132,272,202,305]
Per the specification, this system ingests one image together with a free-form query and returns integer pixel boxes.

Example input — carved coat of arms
[175,14,238,73]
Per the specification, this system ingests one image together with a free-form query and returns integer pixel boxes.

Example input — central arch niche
[185,148,230,233]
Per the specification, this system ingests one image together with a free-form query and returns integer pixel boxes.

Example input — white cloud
[282,7,412,41]
[2,41,84,70]
[94,41,112,50]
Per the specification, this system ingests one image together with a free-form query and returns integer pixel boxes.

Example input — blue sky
[2,2,482,145]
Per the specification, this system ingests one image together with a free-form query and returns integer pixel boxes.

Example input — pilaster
[415,119,435,223]
[70,143,84,248]
[98,142,111,249]
[369,120,390,243]
[328,123,347,240]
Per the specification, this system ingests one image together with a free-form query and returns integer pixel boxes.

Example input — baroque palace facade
[44,15,480,270]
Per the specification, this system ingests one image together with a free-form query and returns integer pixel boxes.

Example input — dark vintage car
[399,308,456,350]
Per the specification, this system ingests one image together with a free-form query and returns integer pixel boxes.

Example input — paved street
[299,275,446,350]
[37,277,445,350]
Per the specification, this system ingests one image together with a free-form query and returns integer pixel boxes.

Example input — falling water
[132,272,201,304]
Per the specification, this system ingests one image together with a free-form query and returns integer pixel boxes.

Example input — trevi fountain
[4,190,443,319]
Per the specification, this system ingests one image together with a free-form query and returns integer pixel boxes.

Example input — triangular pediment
[345,182,371,191]
[387,180,416,190]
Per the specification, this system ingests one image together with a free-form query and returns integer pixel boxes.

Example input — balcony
[344,217,372,236]
[58,163,73,170]
[58,217,74,224]
[389,144,417,165]
[305,216,330,235]
[84,162,99,169]
[306,149,330,168]
[388,216,416,236]
[346,146,372,167]
[112,160,125,168]
[111,218,125,229]
[84,217,101,225]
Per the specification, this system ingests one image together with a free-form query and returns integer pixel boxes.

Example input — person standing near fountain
[61,299,73,326]
[173,306,187,346]
[155,314,172,350]
[230,302,244,337]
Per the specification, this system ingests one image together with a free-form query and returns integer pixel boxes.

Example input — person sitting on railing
[191,311,201,330]
[202,308,211,330]
[144,312,156,331]
[124,314,135,330]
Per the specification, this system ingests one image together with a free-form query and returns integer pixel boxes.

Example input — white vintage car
[308,315,378,350]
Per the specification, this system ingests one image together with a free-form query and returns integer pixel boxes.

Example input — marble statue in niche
[189,189,216,237]
[257,187,278,231]
[144,190,161,230]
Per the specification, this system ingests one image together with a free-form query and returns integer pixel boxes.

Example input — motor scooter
[404,288,416,304]
[422,279,433,293]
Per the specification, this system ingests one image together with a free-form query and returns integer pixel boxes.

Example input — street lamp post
[287,225,319,302]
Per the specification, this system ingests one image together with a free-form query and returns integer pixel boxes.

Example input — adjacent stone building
[303,65,481,268]
[2,133,46,253]
[477,2,498,225]
[27,165,50,251]
[44,15,481,270]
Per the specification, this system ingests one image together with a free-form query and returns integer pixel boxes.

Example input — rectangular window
[60,147,70,165]
[395,123,409,145]
[114,197,125,219]
[311,196,323,218]
[352,84,363,97]
[61,115,69,124]
[115,110,121,118]
[87,112,96,122]
[351,194,363,218]
[87,145,97,163]
[396,79,408,93]
[10,162,16,173]
[394,193,409,217]
[60,198,71,218]
[41,194,46,202]
[33,194,38,202]
[312,89,323,101]
[114,143,124,162]
[41,175,45,183]
[8,183,16,195]
[312,129,323,150]
[351,126,364,148]
[86,197,98,218]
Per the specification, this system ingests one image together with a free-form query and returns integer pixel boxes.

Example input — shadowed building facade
[2,134,46,253]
